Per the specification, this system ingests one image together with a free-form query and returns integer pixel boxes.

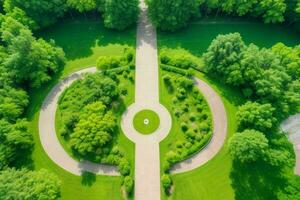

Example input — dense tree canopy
[70,102,116,155]
[147,0,201,31]
[1,16,65,88]
[103,0,139,30]
[204,33,300,118]
[0,87,28,122]
[203,33,246,86]
[229,129,269,163]
[67,0,97,13]
[203,0,287,24]
[236,102,277,132]
[0,168,61,200]
[0,119,32,169]
[3,0,66,28]
[1,7,38,30]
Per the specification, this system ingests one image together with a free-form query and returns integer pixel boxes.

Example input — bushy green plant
[123,176,134,194]
[161,174,172,193]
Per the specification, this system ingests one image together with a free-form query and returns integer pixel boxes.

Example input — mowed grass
[26,18,136,200]
[158,18,300,200]
[133,109,160,135]
[158,17,300,56]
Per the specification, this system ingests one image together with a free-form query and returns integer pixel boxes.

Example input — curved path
[281,114,300,175]
[39,67,119,176]
[170,78,228,174]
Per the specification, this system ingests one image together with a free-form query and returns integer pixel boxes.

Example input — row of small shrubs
[97,47,135,70]
[161,73,212,193]
[160,48,205,72]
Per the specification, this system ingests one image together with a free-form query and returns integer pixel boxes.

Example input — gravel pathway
[281,114,300,175]
[39,67,119,176]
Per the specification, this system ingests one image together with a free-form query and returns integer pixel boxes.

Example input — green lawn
[27,18,136,200]
[158,18,299,200]
[158,17,300,56]
[133,109,160,135]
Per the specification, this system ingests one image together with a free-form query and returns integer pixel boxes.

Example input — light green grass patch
[133,110,160,135]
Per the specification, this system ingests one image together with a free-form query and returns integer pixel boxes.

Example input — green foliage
[229,129,269,163]
[0,168,61,200]
[3,0,66,28]
[103,0,139,30]
[1,7,38,30]
[70,102,116,155]
[1,17,65,88]
[272,43,300,79]
[236,102,277,132]
[0,119,32,170]
[278,176,300,200]
[161,64,189,76]
[160,48,205,71]
[162,73,212,174]
[147,0,202,31]
[203,33,246,86]
[204,33,300,118]
[256,0,287,23]
[203,0,287,24]
[123,176,134,194]
[67,0,97,13]
[58,72,133,194]
[0,87,28,122]
[161,174,172,193]
[97,47,135,70]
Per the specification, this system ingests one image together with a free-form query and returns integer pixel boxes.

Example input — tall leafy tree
[0,168,61,200]
[104,0,139,30]
[70,102,116,156]
[1,17,65,88]
[3,0,66,28]
[0,87,28,122]
[147,0,202,31]
[0,7,38,30]
[0,119,32,169]
[255,0,287,23]
[203,33,246,86]
[67,0,97,13]
[236,102,277,132]
[272,43,300,79]
[229,129,269,163]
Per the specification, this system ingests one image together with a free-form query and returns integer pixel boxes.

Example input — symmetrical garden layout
[39,0,227,199]
[1,0,300,199]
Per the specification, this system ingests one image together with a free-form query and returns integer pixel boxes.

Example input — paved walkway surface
[170,78,228,174]
[281,114,300,175]
[121,1,172,200]
[39,67,119,176]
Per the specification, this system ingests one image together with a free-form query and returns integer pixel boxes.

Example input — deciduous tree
[229,129,269,163]
[147,0,201,31]
[104,0,139,30]
[236,102,277,132]
[0,168,61,200]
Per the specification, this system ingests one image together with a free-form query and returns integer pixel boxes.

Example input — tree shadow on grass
[230,160,288,200]
[81,171,96,187]
[36,16,136,60]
